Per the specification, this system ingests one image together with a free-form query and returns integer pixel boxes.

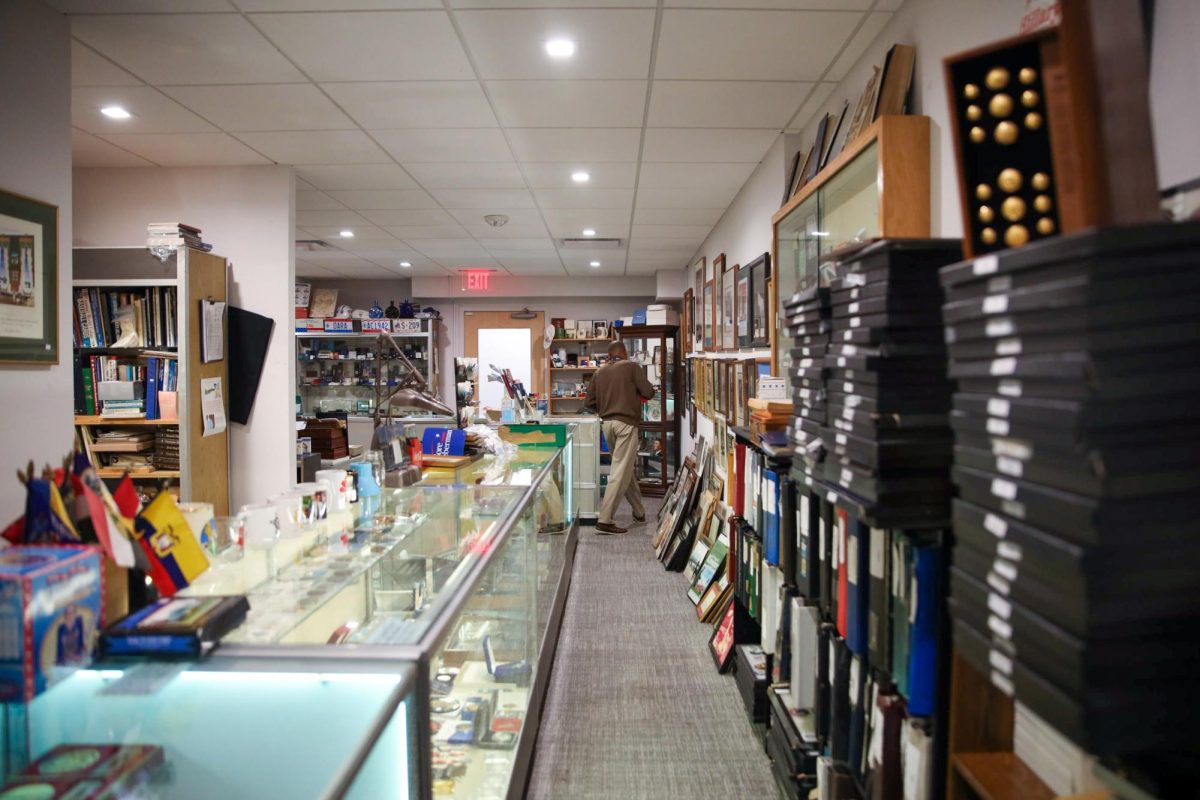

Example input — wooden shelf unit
[72,247,231,515]
[546,336,613,417]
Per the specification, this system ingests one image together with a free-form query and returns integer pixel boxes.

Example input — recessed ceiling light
[571,170,590,183]
[589,261,601,267]
[582,229,596,237]
[545,39,576,59]
[339,230,354,238]
[100,106,131,120]
[399,261,412,268]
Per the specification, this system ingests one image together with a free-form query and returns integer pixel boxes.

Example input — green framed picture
[0,188,58,363]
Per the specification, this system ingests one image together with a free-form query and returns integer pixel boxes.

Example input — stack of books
[940,223,1200,758]
[153,427,180,470]
[147,221,211,252]
[783,279,832,482]
[747,398,790,433]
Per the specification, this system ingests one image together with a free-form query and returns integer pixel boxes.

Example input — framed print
[0,189,58,363]
[747,252,772,348]
[702,280,714,349]
[709,597,736,672]
[724,361,736,423]
[722,264,736,352]
[735,264,752,349]
[682,288,693,354]
[712,254,725,349]
[693,258,705,351]
[690,399,698,437]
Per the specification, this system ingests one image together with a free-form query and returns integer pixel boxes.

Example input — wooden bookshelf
[73,247,230,515]
[547,337,611,416]
[951,753,1054,800]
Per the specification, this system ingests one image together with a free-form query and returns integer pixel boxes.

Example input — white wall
[0,0,72,519]
[73,166,295,510]
[1150,0,1200,191]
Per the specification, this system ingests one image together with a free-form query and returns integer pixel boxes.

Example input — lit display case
[4,437,578,800]
[616,324,680,496]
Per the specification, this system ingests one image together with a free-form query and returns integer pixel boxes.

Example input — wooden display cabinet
[615,324,679,497]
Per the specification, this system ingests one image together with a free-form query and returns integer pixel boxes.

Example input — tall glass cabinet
[616,324,680,496]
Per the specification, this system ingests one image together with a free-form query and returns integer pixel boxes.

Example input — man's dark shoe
[595,522,627,535]
[632,513,647,523]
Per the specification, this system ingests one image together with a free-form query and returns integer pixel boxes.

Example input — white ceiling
[60,0,897,279]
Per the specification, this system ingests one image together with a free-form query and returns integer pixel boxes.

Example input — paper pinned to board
[200,377,226,438]
[200,299,226,363]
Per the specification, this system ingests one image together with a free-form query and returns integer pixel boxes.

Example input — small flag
[133,492,210,597]
[23,478,80,544]
[74,453,137,569]
[113,474,141,519]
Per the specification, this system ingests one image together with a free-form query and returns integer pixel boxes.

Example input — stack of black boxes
[941,223,1200,764]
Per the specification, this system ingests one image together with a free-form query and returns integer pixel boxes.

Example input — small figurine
[385,300,401,319]
[369,300,385,318]
[400,299,416,319]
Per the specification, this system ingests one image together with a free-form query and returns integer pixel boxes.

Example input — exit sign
[460,269,495,292]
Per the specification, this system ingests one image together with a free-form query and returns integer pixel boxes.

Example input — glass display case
[297,319,441,419]
[4,657,419,800]
[771,115,931,376]
[616,324,680,496]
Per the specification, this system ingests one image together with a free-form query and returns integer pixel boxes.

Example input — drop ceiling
[60,0,901,280]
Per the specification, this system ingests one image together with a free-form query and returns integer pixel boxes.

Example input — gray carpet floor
[527,498,780,799]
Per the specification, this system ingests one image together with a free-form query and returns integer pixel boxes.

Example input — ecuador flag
[134,492,210,597]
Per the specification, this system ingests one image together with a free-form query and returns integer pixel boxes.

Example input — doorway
[463,310,545,406]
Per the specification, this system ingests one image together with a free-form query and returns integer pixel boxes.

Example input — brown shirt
[583,358,655,426]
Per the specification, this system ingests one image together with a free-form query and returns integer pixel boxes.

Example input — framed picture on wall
[747,252,772,348]
[735,264,752,349]
[682,288,693,354]
[722,265,736,352]
[702,280,714,349]
[0,188,58,363]
[711,254,725,349]
[693,258,705,352]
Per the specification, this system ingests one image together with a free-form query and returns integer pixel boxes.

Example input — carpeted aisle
[527,499,780,799]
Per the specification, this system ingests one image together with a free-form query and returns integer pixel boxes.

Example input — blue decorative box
[0,545,103,702]
[632,309,647,325]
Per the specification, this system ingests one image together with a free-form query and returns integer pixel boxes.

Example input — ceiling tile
[296,209,371,227]
[540,207,630,238]
[449,209,549,238]
[383,224,472,239]
[565,262,625,277]
[404,162,525,190]
[329,239,422,258]
[71,41,141,87]
[373,129,513,163]
[642,128,776,163]
[503,261,569,276]
[304,225,397,241]
[487,80,646,128]
[250,11,473,81]
[162,84,357,132]
[785,82,837,131]
[453,0,654,7]
[648,81,812,128]
[357,209,459,227]
[631,224,712,239]
[328,189,439,208]
[96,133,270,165]
[461,223,551,239]
[630,238,703,253]
[322,82,498,129]
[405,239,491,258]
[295,262,345,279]
[636,185,738,209]
[662,0,871,7]
[296,165,419,191]
[638,162,756,190]
[625,258,678,275]
[825,11,892,82]
[239,0,438,9]
[521,162,636,189]
[558,248,625,269]
[296,190,347,211]
[633,207,724,225]
[656,10,861,81]
[456,9,654,79]
[507,128,640,163]
[72,129,155,167]
[480,238,558,253]
[72,86,215,135]
[50,0,234,10]
[72,14,306,85]
[533,188,633,210]
[236,130,390,164]
[430,188,535,209]
[874,0,905,11]
[329,262,411,278]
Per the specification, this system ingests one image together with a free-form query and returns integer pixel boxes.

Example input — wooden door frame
[463,310,546,402]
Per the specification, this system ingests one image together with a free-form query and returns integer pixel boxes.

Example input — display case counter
[3,656,418,799]
[5,437,579,799]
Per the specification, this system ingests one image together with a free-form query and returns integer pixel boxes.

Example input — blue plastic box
[0,545,103,702]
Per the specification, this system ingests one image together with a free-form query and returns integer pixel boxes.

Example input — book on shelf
[874,43,916,119]
[73,286,177,349]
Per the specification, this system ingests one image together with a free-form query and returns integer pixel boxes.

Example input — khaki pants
[600,419,645,524]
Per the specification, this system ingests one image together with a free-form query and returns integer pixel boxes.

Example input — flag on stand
[133,491,210,596]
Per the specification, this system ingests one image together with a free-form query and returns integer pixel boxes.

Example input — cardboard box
[0,546,103,702]
[646,308,679,325]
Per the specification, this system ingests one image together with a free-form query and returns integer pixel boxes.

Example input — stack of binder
[783,280,831,481]
[940,223,1200,756]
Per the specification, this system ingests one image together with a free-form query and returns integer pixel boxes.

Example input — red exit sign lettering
[460,269,494,292]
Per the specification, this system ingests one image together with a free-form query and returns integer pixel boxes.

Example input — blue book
[845,515,870,655]
[906,544,942,716]
[145,357,159,420]
[421,427,465,456]
[763,470,780,566]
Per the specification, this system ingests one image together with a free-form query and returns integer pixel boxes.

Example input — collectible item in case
[0,744,164,799]
[0,546,102,702]
[100,595,249,657]
[482,635,531,686]
[943,1,1159,257]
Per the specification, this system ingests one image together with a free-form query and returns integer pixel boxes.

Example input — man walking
[583,341,655,534]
